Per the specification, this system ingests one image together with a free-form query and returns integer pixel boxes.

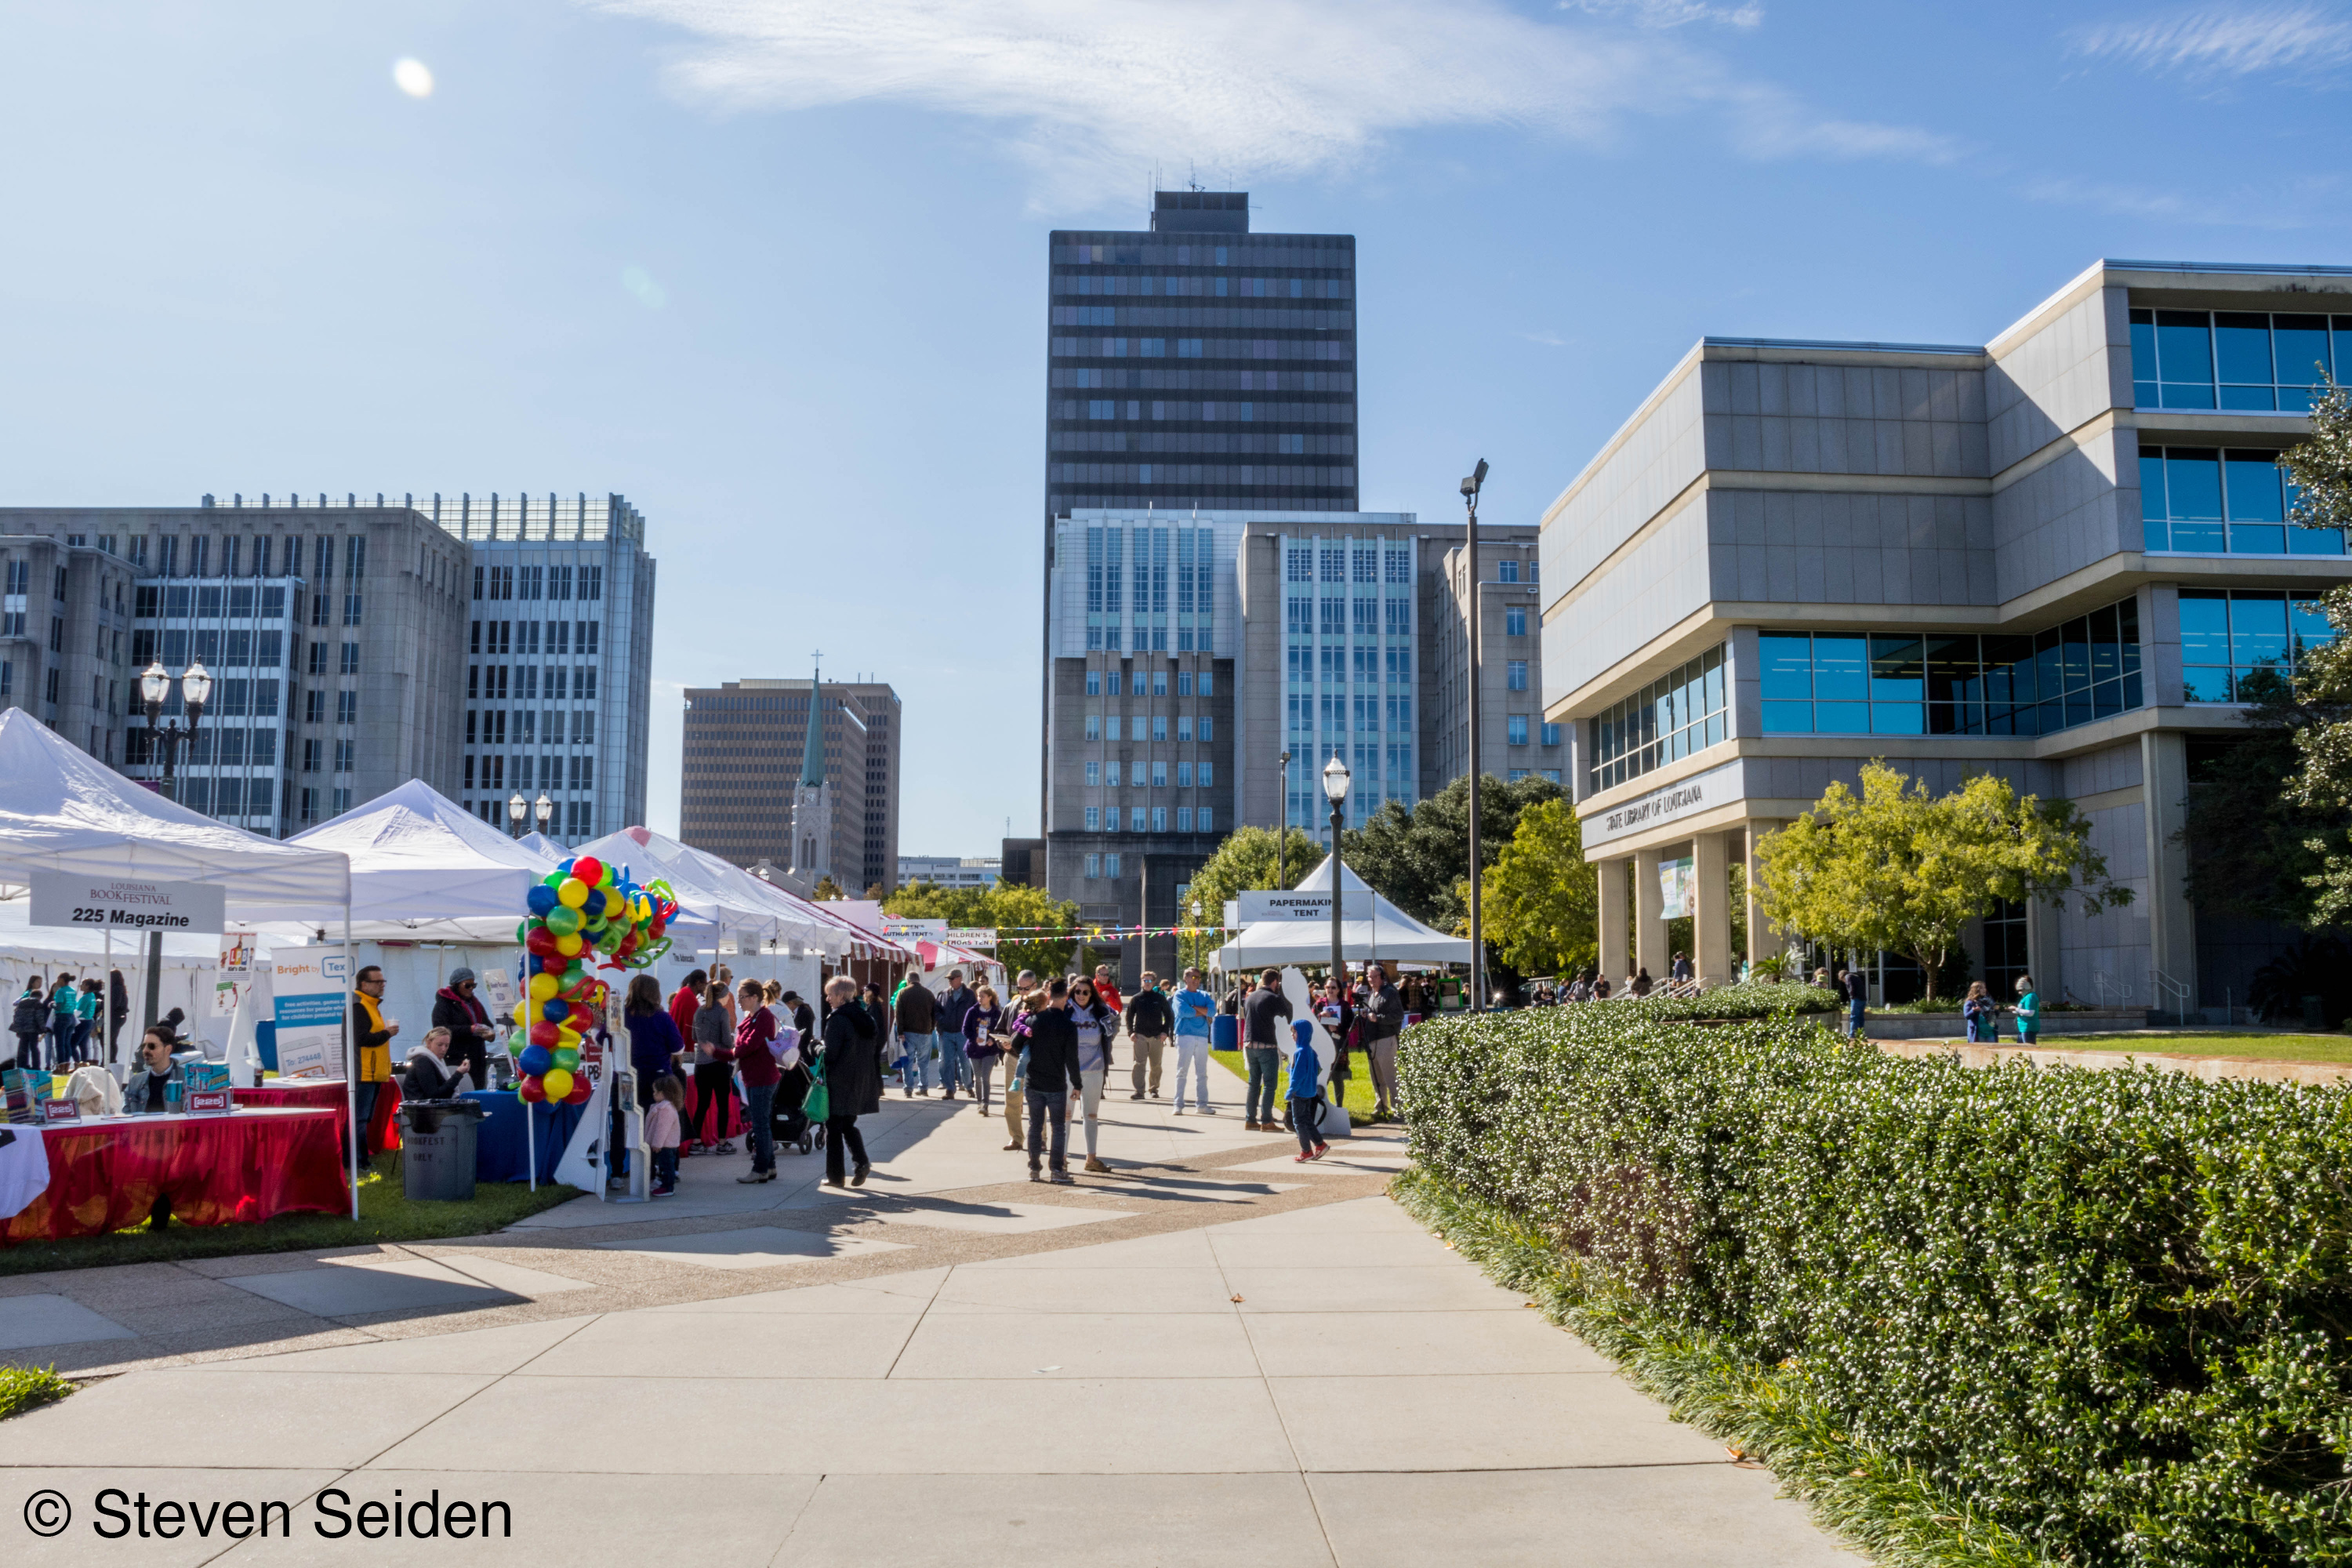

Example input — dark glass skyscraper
[1044,191,1357,521]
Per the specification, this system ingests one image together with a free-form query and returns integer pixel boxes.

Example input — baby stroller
[775,1054,819,1155]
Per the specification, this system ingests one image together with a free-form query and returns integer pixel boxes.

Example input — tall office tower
[680,677,902,895]
[1040,191,1361,944]
[218,492,658,843]
[0,505,470,834]
[1417,522,1560,796]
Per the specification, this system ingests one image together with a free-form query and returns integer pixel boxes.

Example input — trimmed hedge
[1612,979,1841,1022]
[1399,1007,2352,1566]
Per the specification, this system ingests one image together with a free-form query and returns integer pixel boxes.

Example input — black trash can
[398,1098,487,1202]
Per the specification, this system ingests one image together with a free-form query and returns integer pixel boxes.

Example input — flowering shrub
[1399,1007,2352,1566]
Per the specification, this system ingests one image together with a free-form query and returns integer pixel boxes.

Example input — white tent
[567,826,836,956]
[517,830,568,860]
[287,779,563,931]
[0,710,363,1217]
[1211,853,1472,970]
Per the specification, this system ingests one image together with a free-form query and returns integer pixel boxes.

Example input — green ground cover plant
[0,1365,73,1421]
[1399,1005,2352,1566]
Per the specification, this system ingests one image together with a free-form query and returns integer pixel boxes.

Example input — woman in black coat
[822,977,880,1189]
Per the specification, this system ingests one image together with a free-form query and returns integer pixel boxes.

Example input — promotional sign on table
[271,953,350,1080]
[507,852,677,1109]
[25,871,227,935]
[40,1099,80,1126]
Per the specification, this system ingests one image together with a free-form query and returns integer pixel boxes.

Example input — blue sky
[4,0,2347,854]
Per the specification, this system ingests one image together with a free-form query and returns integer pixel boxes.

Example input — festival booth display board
[0,710,358,1234]
[1210,853,1473,971]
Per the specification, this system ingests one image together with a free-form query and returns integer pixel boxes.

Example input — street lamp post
[1461,459,1489,1011]
[534,793,554,838]
[507,792,528,838]
[138,659,212,1032]
[1277,749,1292,887]
[1323,753,1351,991]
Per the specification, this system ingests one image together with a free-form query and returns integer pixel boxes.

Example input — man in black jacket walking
[1125,975,1172,1100]
[1023,978,1082,1184]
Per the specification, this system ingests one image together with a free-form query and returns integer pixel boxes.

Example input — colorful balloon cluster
[507,855,681,1105]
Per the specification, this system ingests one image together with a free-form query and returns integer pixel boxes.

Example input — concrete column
[1597,856,1629,983]
[1634,845,1666,981]
[1744,820,1783,967]
[1693,831,1732,987]
[2140,730,2197,1018]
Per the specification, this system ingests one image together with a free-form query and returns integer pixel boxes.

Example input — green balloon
[553,1046,581,1073]
[544,904,583,938]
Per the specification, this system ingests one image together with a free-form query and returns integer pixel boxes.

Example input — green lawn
[0,1365,73,1420]
[0,1154,579,1277]
[2021,1032,2352,1066]
[1210,1047,1389,1123]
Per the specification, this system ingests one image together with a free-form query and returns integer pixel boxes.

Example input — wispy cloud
[1563,0,1764,27]
[2073,4,2352,78]
[2024,172,2341,227]
[590,0,1946,204]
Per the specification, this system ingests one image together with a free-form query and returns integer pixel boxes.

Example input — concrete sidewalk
[2,1193,1853,1566]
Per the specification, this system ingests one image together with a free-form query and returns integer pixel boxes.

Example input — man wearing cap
[432,967,500,1090]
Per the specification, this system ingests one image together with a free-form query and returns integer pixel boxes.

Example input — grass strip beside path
[1208,1046,1388,1123]
[0,1366,74,1420]
[1893,1030,2352,1067]
[1389,1166,2060,1568]
[0,1156,578,1277]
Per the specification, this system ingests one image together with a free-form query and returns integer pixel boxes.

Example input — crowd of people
[9,968,129,1071]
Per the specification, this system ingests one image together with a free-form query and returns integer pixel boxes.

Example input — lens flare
[393,58,434,98]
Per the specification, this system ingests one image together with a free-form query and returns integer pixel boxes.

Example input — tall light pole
[507,792,528,838]
[1323,753,1351,990]
[1461,459,1489,1011]
[1277,749,1293,887]
[534,792,554,839]
[139,659,212,1033]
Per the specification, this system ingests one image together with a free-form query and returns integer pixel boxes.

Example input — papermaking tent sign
[27,872,226,935]
[1236,890,1374,923]
[272,952,350,1080]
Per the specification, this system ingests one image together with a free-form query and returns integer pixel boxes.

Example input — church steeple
[797,655,826,788]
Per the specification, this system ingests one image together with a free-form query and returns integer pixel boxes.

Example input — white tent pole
[343,906,358,1221]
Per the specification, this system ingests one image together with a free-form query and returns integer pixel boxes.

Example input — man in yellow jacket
[349,965,400,1174]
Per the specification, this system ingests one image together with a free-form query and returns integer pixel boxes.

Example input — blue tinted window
[2224,452,2284,521]
[2292,596,2334,655]
[1870,636,1924,702]
[2130,310,2158,406]
[1814,701,1869,734]
[2138,452,2167,550]
[2230,593,2289,670]
[1759,632,1812,699]
[1762,700,1812,734]
[2216,313,2274,384]
[2178,591,2231,670]
[1813,635,1867,701]
[2167,449,2223,517]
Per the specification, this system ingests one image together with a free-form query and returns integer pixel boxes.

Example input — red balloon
[566,1002,597,1032]
[563,1073,594,1104]
[525,927,561,956]
[572,856,604,886]
[528,1021,561,1047]
[517,1075,547,1104]
[542,954,568,975]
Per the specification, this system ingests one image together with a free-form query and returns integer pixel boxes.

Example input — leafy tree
[810,875,845,902]
[883,879,1087,981]
[2180,667,2347,927]
[2277,379,2352,920]
[1754,760,2129,1000]
[1480,797,1599,977]
[1174,825,1319,972]
[1341,772,1565,932]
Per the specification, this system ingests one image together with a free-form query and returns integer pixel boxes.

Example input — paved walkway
[0,1075,1854,1564]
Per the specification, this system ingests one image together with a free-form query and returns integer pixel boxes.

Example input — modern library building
[1540,260,2352,1012]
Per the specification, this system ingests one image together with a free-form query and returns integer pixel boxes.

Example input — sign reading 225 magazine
[27,872,226,935]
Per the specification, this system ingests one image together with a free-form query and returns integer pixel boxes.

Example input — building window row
[1083,667,1214,697]
[1054,274,1352,299]
[1055,462,1352,488]
[1081,808,1213,840]
[1589,646,1726,793]
[1082,760,1217,787]
[474,564,604,602]
[469,664,599,701]
[1080,714,1215,742]
[2130,307,2348,412]
[1286,644,1413,684]
[471,619,601,655]
[1051,430,1352,458]
[1056,240,1350,267]
[2180,590,2334,703]
[2140,446,2341,556]
[1760,600,2143,739]
[1052,307,1353,332]
[1049,338,1355,364]
[466,709,597,746]
[1286,691,1413,734]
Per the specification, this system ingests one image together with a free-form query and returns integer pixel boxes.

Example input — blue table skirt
[462,1090,586,1184]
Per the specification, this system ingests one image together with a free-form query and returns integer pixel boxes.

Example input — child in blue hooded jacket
[1287,1017,1328,1161]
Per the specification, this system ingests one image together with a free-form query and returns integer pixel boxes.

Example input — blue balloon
[527,884,558,916]
[583,888,606,919]
[518,1044,554,1077]
[542,998,568,1022]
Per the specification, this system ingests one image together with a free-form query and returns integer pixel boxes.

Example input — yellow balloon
[528,972,557,1004]
[513,1000,533,1025]
[540,1067,574,1102]
[555,1025,581,1051]
[557,877,590,909]
[555,932,583,956]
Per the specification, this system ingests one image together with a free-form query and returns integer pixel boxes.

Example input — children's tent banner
[272,952,350,1080]
[943,927,996,949]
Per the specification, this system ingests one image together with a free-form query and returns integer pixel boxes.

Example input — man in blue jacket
[1170,967,1218,1116]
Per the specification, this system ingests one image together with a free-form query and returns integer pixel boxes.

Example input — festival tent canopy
[285,780,564,929]
[517,830,569,861]
[673,844,859,959]
[1210,852,1472,969]
[566,826,834,955]
[0,708,350,922]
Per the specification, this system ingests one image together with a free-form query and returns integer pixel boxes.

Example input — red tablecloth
[241,1080,404,1151]
[1,1108,349,1243]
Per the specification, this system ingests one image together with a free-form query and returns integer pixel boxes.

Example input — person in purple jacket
[622,974,683,1110]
